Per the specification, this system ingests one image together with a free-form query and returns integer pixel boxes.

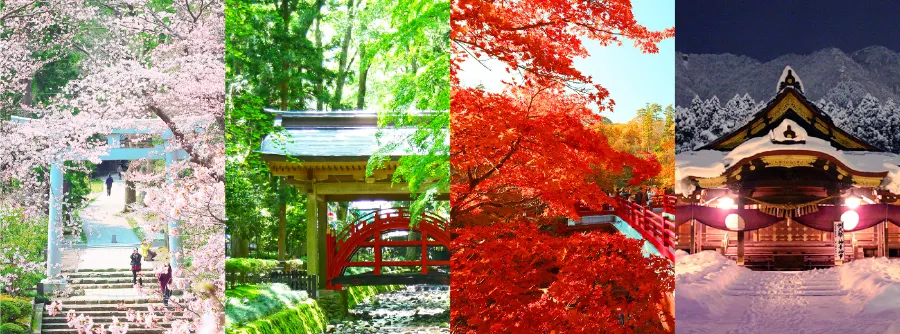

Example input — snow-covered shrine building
[675,67,900,270]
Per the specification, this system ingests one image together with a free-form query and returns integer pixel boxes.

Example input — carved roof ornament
[699,67,878,151]
[770,119,807,145]
[778,66,804,94]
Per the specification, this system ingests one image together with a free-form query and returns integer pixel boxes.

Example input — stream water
[326,285,450,334]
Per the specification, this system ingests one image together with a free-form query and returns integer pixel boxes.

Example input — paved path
[63,247,162,271]
[82,177,141,247]
[677,270,900,334]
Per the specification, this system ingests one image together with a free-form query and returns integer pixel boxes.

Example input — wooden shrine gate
[572,195,677,261]
[326,208,450,290]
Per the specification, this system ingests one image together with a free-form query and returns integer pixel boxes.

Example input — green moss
[347,285,403,309]
[0,323,28,334]
[226,284,313,329]
[225,285,267,301]
[225,258,280,275]
[229,301,327,334]
[1,294,32,328]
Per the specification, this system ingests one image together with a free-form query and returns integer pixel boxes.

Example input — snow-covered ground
[676,250,900,333]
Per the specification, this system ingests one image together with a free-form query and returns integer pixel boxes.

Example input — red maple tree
[450,0,674,332]
[452,224,673,333]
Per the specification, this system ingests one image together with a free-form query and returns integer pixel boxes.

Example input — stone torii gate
[11,117,189,292]
[257,110,449,289]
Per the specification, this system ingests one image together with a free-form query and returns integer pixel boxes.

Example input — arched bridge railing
[573,195,676,262]
[325,208,451,290]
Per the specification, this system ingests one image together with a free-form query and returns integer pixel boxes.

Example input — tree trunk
[335,202,350,222]
[356,43,370,109]
[232,234,242,257]
[124,180,136,212]
[314,17,324,110]
[331,0,356,110]
[278,186,287,261]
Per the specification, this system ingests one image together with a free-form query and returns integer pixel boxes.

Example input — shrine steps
[41,268,184,334]
[723,271,847,297]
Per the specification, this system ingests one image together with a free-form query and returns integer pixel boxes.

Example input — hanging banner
[834,221,844,262]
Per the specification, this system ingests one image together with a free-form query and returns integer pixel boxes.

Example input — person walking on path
[634,186,646,207]
[158,263,173,306]
[130,248,142,285]
[105,174,114,196]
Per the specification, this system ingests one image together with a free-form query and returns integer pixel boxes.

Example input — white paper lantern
[844,196,861,210]
[841,210,859,230]
[725,213,745,231]
[717,197,735,209]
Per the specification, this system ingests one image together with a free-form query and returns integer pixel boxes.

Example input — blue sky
[458,1,674,124]
[575,1,674,123]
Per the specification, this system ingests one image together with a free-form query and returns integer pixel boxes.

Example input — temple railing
[615,197,676,261]
[573,195,677,262]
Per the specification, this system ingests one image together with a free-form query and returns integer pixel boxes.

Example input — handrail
[325,207,451,290]
[651,195,677,215]
[573,197,676,262]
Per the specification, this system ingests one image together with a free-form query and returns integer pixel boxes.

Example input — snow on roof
[777,66,804,94]
[676,134,900,195]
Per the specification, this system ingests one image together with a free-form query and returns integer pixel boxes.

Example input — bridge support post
[879,222,888,257]
[42,163,67,293]
[317,289,349,320]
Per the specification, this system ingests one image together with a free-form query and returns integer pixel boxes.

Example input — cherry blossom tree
[1,0,225,332]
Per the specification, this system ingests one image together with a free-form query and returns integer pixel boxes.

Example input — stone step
[44,302,168,311]
[42,328,168,334]
[70,282,160,289]
[722,290,848,296]
[63,268,157,273]
[41,318,185,333]
[43,315,189,324]
[43,321,180,330]
[61,297,165,305]
[44,310,185,317]
[69,277,161,284]
[64,270,158,278]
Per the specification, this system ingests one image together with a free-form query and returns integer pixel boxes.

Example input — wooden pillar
[306,188,321,285]
[736,195,745,266]
[881,222,890,257]
[689,220,697,254]
[317,195,328,287]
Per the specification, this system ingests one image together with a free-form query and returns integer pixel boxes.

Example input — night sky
[676,1,900,60]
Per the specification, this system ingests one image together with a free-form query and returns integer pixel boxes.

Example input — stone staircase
[723,270,847,297]
[42,268,185,334]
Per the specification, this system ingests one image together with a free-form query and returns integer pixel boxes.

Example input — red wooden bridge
[572,195,677,262]
[325,208,451,290]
